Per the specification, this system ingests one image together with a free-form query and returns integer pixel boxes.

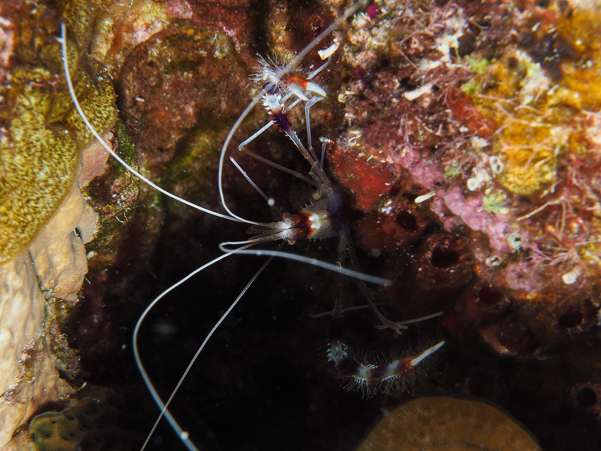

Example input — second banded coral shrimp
[60,3,444,450]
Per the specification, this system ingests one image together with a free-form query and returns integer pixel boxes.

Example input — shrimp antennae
[134,242,282,451]
[230,156,285,218]
[217,247,392,286]
[217,0,369,223]
[61,23,266,451]
[59,24,240,224]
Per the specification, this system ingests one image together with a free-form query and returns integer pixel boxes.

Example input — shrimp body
[254,55,327,102]
[248,197,340,245]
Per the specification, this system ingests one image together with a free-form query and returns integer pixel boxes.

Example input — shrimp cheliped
[60,2,444,449]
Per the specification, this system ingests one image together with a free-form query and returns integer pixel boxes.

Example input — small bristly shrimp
[60,2,444,449]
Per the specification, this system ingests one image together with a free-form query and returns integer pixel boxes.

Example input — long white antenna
[133,252,234,451]
[133,242,280,451]
[61,3,375,450]
[217,246,392,286]
[59,23,241,223]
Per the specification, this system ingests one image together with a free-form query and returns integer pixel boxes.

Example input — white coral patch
[404,82,434,101]
[515,50,550,105]
[436,15,467,62]
[467,167,491,191]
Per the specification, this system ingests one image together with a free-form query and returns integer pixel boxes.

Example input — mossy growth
[162,120,226,215]
[493,120,557,197]
[482,190,510,215]
[44,293,81,382]
[81,119,145,272]
[461,4,601,197]
[0,0,116,264]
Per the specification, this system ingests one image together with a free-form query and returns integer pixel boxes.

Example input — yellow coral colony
[466,5,601,197]
[357,395,541,451]
[0,0,115,264]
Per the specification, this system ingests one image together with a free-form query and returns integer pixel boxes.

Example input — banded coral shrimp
[60,2,445,449]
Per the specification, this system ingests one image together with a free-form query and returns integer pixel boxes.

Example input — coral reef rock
[0,0,119,444]
[0,184,86,447]
[333,0,601,357]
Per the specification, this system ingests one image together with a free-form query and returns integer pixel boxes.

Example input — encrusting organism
[356,395,541,451]
[332,0,601,359]
[0,2,120,448]
[0,0,115,264]
[27,387,144,451]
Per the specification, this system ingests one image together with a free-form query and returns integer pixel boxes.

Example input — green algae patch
[82,119,146,273]
[162,121,225,213]
[0,0,116,264]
